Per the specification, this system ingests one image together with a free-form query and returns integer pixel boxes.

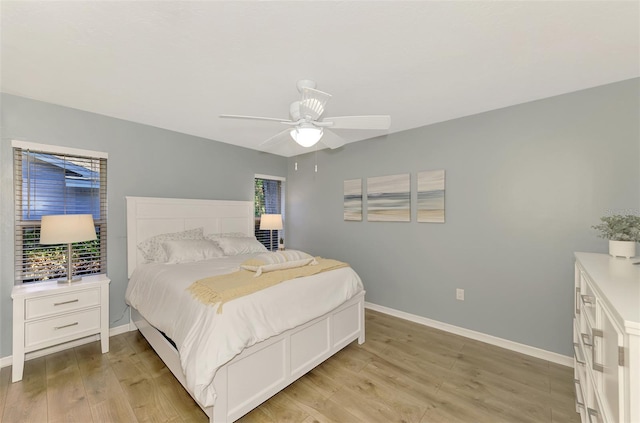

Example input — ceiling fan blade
[324,115,391,130]
[319,129,346,150]
[259,128,291,148]
[220,114,292,123]
[300,87,332,120]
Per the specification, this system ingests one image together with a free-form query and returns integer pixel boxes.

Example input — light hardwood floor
[0,310,580,423]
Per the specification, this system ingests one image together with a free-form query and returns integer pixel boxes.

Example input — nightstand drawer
[25,288,100,320]
[25,308,101,349]
[12,275,110,383]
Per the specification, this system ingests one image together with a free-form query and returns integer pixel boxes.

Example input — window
[254,175,284,250]
[13,141,107,283]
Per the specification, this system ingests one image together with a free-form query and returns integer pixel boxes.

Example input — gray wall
[286,79,640,356]
[0,93,286,357]
[1,79,637,359]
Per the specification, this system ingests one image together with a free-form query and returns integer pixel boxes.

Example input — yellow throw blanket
[188,258,349,313]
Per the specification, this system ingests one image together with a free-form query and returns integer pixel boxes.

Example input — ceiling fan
[220,80,391,150]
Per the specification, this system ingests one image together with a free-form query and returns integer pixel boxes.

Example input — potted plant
[592,214,640,258]
[278,237,285,251]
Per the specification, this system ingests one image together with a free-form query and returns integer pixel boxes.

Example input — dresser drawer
[25,308,101,349]
[579,273,596,327]
[586,392,605,423]
[25,288,100,320]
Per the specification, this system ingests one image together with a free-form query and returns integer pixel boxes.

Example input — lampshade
[290,125,323,148]
[259,214,283,230]
[40,214,97,245]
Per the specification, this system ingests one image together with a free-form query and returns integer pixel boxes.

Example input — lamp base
[57,276,83,284]
[57,242,83,284]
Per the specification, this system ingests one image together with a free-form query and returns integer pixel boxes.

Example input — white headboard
[126,196,254,277]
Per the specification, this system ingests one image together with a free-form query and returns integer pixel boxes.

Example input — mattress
[125,253,364,407]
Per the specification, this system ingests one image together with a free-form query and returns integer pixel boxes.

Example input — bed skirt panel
[131,290,365,423]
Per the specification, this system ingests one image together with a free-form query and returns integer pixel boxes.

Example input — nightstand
[11,274,110,382]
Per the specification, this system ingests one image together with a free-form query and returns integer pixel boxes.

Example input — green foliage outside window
[22,228,102,282]
[254,178,266,217]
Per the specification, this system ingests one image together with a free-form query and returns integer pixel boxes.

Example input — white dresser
[574,253,640,423]
[11,274,110,382]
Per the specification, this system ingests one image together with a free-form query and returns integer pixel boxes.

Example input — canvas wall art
[367,174,410,222]
[343,179,363,221]
[417,169,445,223]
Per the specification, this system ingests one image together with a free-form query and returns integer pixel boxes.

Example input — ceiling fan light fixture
[290,126,323,147]
[221,80,390,151]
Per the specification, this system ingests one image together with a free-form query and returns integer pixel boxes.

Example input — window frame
[12,140,108,284]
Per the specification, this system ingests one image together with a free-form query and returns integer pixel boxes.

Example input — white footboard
[131,290,365,423]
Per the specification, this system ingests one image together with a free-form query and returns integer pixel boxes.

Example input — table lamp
[40,214,97,283]
[259,214,283,251]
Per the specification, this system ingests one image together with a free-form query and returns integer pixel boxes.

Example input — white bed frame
[126,196,365,423]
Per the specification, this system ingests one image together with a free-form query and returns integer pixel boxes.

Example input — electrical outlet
[456,288,465,301]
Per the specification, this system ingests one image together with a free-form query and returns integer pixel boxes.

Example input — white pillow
[214,236,268,256]
[137,227,204,263]
[204,232,247,240]
[241,250,314,267]
[162,240,224,264]
[250,259,316,277]
[241,250,317,276]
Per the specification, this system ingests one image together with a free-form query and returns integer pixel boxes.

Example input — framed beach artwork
[367,174,410,222]
[343,179,363,221]
[417,169,445,223]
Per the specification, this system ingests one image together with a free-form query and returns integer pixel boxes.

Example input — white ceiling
[2,1,638,157]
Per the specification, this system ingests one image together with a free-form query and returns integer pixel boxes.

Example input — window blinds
[254,177,283,250]
[13,147,107,283]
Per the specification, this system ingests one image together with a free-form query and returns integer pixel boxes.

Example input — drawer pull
[587,407,599,423]
[591,329,604,373]
[573,343,586,365]
[54,299,79,306]
[575,287,581,315]
[581,294,595,306]
[581,333,592,347]
[54,322,79,330]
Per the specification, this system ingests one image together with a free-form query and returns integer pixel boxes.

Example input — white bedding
[125,254,363,407]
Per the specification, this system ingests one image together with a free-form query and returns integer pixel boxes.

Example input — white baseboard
[0,323,135,369]
[365,302,574,368]
[2,306,573,369]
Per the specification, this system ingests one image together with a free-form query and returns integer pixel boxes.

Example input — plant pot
[609,240,637,259]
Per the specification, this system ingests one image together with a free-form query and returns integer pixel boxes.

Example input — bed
[125,196,366,423]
